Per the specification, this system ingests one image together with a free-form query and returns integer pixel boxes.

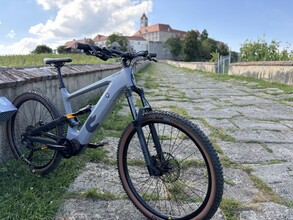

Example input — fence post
[217,53,220,73]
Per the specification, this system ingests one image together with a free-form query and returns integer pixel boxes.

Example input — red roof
[93,35,146,42]
[134,24,186,36]
[64,39,94,49]
[125,36,146,41]
[93,34,108,41]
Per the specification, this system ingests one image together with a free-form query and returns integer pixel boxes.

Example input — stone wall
[229,61,293,85]
[148,41,172,60]
[0,63,122,163]
[165,60,217,73]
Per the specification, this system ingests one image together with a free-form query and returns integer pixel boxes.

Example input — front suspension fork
[125,87,165,176]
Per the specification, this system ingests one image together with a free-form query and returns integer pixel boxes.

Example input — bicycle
[6,43,223,220]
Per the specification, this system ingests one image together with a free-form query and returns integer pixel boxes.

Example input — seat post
[56,65,66,89]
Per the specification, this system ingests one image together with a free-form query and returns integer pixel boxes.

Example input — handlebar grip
[149,53,157,58]
[76,43,101,52]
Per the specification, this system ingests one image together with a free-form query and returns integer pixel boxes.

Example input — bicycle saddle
[44,57,72,65]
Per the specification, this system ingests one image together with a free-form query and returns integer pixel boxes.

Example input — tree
[201,38,217,60]
[31,45,53,54]
[183,30,201,61]
[165,36,182,59]
[57,45,66,54]
[106,33,129,51]
[217,43,229,56]
[201,29,209,41]
[240,36,291,61]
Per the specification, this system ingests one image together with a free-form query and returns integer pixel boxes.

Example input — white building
[93,34,147,52]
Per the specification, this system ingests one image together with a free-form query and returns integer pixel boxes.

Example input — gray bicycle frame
[59,65,138,145]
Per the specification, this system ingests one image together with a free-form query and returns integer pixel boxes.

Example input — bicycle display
[6,43,223,220]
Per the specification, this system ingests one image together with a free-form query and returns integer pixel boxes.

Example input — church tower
[140,13,148,28]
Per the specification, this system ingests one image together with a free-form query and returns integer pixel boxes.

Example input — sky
[1,0,293,55]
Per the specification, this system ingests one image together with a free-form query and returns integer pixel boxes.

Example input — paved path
[55,63,293,219]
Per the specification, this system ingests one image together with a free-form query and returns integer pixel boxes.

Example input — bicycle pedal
[87,141,109,148]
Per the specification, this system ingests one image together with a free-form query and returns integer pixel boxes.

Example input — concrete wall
[229,61,293,85]
[165,60,217,73]
[0,63,122,163]
[166,60,293,85]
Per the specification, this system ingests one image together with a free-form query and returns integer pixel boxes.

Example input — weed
[220,155,238,168]
[249,174,284,204]
[220,198,242,220]
[167,105,189,117]
[84,188,117,200]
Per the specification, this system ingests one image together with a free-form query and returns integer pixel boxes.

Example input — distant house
[64,39,95,53]
[92,34,108,48]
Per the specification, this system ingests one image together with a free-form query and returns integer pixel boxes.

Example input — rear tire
[6,92,64,174]
[117,111,223,220]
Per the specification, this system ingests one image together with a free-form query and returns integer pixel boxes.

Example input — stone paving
[55,63,293,219]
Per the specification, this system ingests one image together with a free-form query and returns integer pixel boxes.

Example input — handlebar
[76,43,157,63]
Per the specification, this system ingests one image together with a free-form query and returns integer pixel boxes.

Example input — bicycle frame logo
[85,115,100,133]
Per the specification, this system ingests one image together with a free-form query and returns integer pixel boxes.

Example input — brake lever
[152,58,158,63]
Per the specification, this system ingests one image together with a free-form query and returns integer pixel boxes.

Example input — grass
[200,118,236,143]
[249,174,284,204]
[83,188,118,200]
[0,53,114,67]
[220,198,243,220]
[0,155,87,219]
[167,105,190,117]
[142,63,161,89]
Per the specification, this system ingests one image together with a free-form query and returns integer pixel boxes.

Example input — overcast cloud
[1,0,152,54]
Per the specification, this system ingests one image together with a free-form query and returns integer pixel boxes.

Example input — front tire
[117,111,223,220]
[6,92,64,174]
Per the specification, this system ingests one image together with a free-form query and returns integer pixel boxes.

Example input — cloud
[32,0,152,38]
[36,0,72,10]
[1,0,152,55]
[0,38,40,54]
[7,30,16,38]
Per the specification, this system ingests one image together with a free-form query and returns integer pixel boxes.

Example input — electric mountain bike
[6,43,223,220]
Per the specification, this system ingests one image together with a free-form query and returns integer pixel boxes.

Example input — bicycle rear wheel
[7,91,64,174]
[117,111,223,220]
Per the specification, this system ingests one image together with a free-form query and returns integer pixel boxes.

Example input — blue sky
[1,0,293,54]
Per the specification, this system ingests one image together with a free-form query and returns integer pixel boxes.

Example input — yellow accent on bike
[66,113,75,119]
[41,146,48,150]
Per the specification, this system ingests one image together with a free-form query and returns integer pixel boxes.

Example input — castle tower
[140,13,148,28]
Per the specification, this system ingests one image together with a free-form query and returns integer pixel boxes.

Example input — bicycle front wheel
[7,91,64,174]
[118,111,223,220]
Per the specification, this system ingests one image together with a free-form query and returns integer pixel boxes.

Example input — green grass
[83,188,118,200]
[200,118,236,143]
[220,198,243,220]
[0,156,87,219]
[142,64,161,89]
[167,105,190,117]
[249,174,285,205]
[0,53,114,67]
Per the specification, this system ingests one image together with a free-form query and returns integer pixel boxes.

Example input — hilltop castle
[64,14,188,59]
[134,13,186,42]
